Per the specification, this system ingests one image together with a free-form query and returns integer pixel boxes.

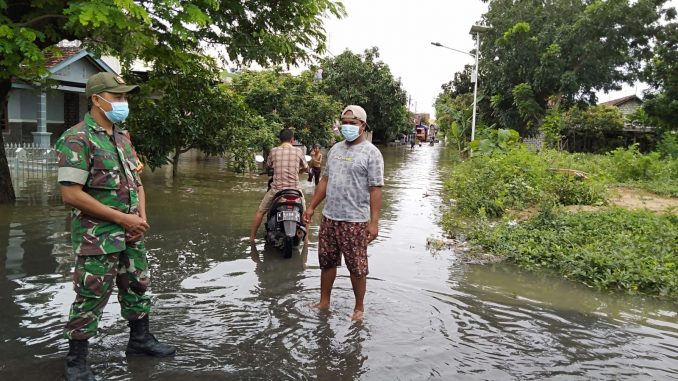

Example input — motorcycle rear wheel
[283,236,294,258]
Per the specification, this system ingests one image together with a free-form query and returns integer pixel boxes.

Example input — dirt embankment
[565,187,678,215]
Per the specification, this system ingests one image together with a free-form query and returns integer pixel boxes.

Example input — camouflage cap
[86,72,139,97]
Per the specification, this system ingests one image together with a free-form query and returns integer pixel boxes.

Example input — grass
[441,145,678,297]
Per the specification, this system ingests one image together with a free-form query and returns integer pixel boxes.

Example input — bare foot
[311,302,330,310]
[351,309,364,321]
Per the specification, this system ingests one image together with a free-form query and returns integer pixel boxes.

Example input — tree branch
[16,14,68,27]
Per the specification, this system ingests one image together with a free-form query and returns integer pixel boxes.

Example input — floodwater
[0,145,677,380]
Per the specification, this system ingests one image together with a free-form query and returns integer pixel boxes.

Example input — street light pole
[470,33,480,142]
[469,25,491,143]
[431,25,491,144]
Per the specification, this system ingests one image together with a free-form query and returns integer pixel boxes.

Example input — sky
[314,0,678,118]
[319,0,489,117]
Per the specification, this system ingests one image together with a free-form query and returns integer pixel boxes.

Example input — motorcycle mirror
[255,155,265,163]
[305,155,311,162]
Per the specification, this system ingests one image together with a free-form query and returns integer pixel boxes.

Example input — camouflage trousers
[64,243,151,340]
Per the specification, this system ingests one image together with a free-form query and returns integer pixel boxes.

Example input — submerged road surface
[1,145,677,380]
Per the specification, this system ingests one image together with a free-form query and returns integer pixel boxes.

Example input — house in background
[1,47,117,146]
[599,95,643,117]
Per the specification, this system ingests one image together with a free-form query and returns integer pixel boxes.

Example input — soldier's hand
[118,213,150,235]
[126,231,144,243]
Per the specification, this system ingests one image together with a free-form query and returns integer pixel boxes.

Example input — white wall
[8,89,65,123]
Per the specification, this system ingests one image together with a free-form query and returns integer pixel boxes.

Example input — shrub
[470,208,678,297]
[444,147,607,218]
[657,131,678,160]
[603,144,678,196]
[606,144,665,181]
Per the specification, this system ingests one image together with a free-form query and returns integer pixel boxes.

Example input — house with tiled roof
[599,95,643,116]
[1,46,116,145]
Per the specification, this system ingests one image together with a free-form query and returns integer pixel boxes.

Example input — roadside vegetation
[442,137,678,298]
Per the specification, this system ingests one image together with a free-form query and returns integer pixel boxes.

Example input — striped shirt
[267,143,308,191]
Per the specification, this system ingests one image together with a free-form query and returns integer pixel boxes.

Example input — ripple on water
[3,146,678,381]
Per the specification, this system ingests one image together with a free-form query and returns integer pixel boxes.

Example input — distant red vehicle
[415,123,428,142]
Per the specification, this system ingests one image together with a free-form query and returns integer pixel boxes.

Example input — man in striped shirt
[249,128,308,241]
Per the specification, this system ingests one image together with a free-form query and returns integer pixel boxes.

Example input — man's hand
[367,221,379,243]
[125,231,144,243]
[303,207,315,224]
[118,213,150,236]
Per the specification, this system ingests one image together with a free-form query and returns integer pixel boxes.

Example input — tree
[230,70,341,149]
[561,104,625,152]
[318,48,410,143]
[0,0,345,202]
[440,64,475,98]
[126,70,273,177]
[434,91,475,151]
[642,18,678,130]
[478,0,670,135]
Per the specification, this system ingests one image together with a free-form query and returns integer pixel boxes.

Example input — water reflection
[0,145,676,380]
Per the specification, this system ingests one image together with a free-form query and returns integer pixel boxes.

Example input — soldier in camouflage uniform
[56,72,175,381]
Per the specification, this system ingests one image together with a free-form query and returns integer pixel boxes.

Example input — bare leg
[249,210,265,241]
[312,267,337,309]
[350,274,366,320]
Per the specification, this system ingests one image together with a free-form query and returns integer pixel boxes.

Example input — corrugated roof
[600,95,642,106]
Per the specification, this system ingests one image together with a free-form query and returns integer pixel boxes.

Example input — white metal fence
[4,143,58,181]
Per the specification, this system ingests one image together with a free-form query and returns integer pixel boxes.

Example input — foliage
[626,107,654,127]
[126,70,273,176]
[606,144,666,182]
[560,105,626,153]
[230,69,341,148]
[318,47,410,143]
[511,83,543,130]
[563,105,625,132]
[537,145,678,196]
[434,92,474,151]
[439,64,475,98]
[442,142,678,298]
[469,128,522,156]
[657,131,678,159]
[443,147,607,218]
[0,0,346,202]
[540,108,563,149]
[604,144,678,195]
[470,208,678,297]
[477,0,670,134]
[641,20,678,129]
[0,0,345,83]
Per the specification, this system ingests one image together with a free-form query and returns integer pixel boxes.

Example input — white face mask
[96,95,129,123]
[341,124,362,141]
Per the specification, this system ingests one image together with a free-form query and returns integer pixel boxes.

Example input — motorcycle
[255,154,310,258]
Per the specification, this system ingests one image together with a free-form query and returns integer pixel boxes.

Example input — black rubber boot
[64,339,95,381]
[126,316,176,357]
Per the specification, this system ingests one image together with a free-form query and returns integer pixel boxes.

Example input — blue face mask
[341,124,362,142]
[97,95,130,124]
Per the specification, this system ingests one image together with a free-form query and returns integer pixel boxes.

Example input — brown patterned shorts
[318,216,369,276]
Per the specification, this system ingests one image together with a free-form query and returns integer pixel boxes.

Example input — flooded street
[1,145,677,380]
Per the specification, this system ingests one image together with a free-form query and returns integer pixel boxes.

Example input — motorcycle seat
[272,189,303,199]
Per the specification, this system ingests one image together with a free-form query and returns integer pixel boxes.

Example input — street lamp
[469,25,491,142]
[431,24,491,142]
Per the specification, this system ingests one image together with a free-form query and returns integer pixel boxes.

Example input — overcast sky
[319,0,488,117]
[317,0,677,118]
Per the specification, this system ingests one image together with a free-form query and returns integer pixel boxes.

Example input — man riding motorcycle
[249,128,308,241]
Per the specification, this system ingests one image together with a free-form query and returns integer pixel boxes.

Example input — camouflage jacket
[56,113,143,256]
